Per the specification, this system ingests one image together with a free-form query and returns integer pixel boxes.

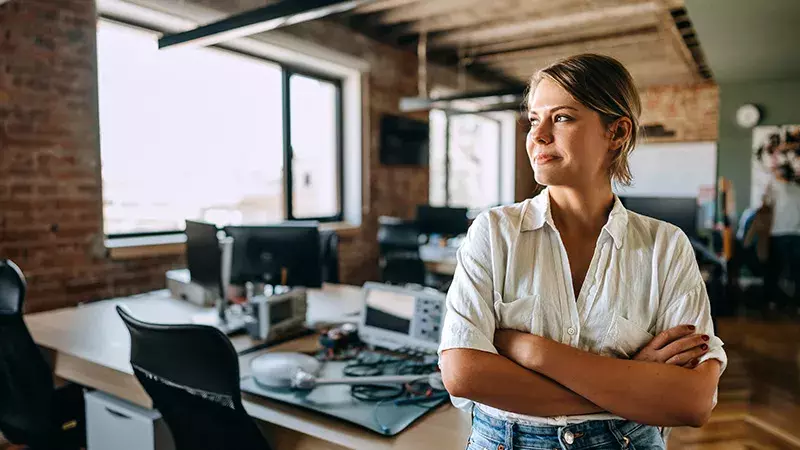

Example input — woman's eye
[529,118,539,127]
[555,115,572,122]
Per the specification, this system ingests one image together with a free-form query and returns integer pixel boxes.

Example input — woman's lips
[534,153,560,165]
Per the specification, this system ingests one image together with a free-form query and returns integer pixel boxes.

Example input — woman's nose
[531,122,553,146]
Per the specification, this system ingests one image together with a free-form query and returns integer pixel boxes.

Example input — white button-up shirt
[438,189,727,426]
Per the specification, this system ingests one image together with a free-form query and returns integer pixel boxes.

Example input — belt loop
[606,421,629,448]
[503,420,513,450]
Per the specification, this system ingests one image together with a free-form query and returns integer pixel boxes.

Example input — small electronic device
[358,282,445,353]
[166,269,216,307]
[244,288,308,342]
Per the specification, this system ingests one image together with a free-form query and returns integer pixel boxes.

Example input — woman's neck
[548,184,615,235]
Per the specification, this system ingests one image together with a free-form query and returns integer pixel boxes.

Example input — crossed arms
[440,326,720,427]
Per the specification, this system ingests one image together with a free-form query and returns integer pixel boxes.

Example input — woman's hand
[633,324,710,368]
[494,329,539,366]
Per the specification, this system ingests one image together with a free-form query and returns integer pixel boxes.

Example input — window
[97,20,343,237]
[289,73,341,219]
[429,110,503,211]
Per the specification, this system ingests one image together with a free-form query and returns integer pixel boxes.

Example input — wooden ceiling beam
[369,0,485,26]
[654,0,703,82]
[391,0,581,37]
[349,0,421,14]
[662,0,684,9]
[494,56,691,80]
[474,28,661,63]
[460,21,658,58]
[483,44,673,73]
[498,64,694,88]
[429,2,661,48]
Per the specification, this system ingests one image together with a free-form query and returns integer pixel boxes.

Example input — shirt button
[567,327,575,335]
[563,430,575,444]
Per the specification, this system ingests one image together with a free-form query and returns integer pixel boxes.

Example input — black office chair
[377,217,427,285]
[377,216,421,257]
[319,229,340,284]
[116,306,271,450]
[0,259,85,450]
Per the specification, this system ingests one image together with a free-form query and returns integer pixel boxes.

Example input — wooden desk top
[24,284,471,450]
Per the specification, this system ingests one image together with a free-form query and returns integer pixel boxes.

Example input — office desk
[24,285,471,450]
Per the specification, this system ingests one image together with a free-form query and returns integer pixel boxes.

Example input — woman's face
[526,78,617,188]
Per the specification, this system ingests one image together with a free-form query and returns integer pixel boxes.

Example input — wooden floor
[668,316,800,449]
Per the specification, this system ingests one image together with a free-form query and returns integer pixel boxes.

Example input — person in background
[763,180,800,314]
[439,54,725,450]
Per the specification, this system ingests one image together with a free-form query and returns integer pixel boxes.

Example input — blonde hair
[528,54,642,186]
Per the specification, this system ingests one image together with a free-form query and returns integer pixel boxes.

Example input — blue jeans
[468,407,666,450]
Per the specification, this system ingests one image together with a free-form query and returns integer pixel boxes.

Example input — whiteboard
[614,141,717,198]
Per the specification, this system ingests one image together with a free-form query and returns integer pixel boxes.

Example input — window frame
[440,110,504,209]
[99,17,345,240]
[282,67,345,223]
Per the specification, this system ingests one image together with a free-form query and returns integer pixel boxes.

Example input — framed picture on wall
[751,125,800,208]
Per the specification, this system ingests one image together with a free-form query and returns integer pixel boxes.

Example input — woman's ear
[609,117,633,151]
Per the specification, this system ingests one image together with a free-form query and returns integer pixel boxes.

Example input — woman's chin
[533,167,566,187]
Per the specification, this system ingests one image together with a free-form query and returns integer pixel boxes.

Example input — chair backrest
[377,217,420,257]
[0,260,57,446]
[381,257,427,286]
[116,306,270,450]
[319,229,340,284]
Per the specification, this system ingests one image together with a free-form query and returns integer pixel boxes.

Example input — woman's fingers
[664,344,710,367]
[648,324,696,351]
[660,334,709,360]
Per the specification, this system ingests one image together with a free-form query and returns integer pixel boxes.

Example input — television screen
[380,114,429,166]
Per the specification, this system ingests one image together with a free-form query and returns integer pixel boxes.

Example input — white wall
[615,141,717,198]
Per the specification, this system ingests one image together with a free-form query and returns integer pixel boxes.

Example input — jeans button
[564,430,575,444]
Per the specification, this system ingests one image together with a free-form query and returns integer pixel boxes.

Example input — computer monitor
[416,205,469,236]
[223,223,322,288]
[619,196,698,238]
[185,220,223,298]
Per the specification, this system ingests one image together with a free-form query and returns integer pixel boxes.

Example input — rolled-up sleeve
[438,212,498,357]
[656,282,727,374]
[655,232,727,374]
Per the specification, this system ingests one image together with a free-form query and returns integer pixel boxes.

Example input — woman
[438,54,726,449]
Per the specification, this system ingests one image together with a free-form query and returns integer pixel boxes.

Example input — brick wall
[640,83,719,143]
[0,0,184,312]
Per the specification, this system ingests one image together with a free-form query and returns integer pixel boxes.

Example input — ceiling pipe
[158,0,379,50]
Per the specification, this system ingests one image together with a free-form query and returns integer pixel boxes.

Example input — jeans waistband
[471,407,660,450]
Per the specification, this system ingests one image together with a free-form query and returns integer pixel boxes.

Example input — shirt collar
[521,187,629,249]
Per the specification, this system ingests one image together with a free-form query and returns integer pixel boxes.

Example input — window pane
[98,21,284,235]
[289,74,339,219]
[428,110,447,207]
[447,115,501,210]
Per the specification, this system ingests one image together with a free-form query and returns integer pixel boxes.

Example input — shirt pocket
[493,293,540,333]
[600,314,654,359]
